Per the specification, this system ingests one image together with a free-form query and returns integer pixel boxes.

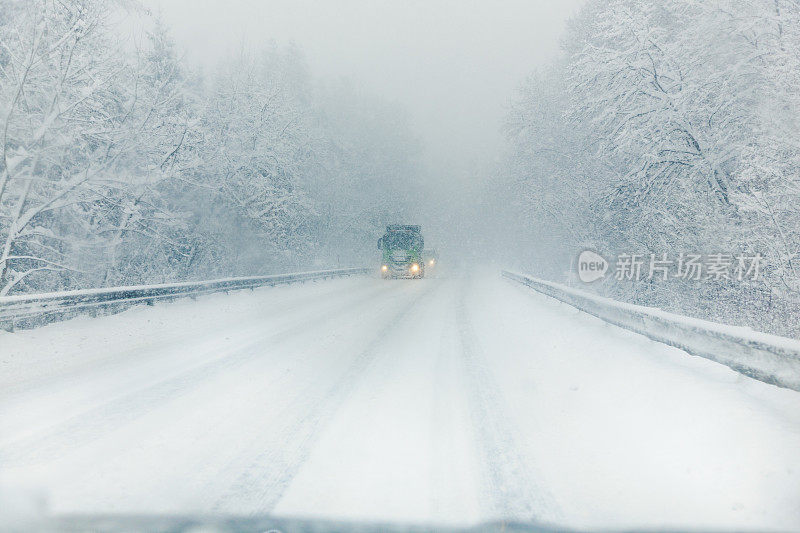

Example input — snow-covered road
[2,273,799,531]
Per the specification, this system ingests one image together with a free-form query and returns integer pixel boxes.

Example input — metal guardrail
[502,271,800,392]
[0,267,370,332]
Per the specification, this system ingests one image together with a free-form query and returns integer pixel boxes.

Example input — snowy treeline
[0,0,419,296]
[504,0,800,336]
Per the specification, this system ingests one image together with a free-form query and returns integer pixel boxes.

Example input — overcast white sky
[143,0,584,176]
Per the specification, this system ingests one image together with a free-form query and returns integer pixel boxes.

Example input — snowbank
[503,271,800,391]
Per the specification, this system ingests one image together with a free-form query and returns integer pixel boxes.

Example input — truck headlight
[410,263,419,272]
[381,265,388,272]
[429,259,435,266]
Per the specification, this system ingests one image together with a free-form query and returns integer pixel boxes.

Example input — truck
[378,225,425,279]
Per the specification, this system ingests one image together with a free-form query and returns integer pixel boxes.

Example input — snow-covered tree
[197,46,316,267]
[504,0,800,335]
[0,0,138,294]
[0,1,203,293]
[90,16,202,286]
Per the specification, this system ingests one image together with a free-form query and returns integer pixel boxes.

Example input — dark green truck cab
[378,225,425,279]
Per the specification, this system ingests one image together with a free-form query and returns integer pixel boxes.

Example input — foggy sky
[142,0,584,178]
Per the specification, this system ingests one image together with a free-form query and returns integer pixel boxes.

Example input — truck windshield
[385,232,419,250]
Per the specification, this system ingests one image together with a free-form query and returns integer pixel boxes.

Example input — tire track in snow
[0,281,398,466]
[455,279,561,523]
[429,283,479,521]
[209,280,444,514]
[429,305,459,519]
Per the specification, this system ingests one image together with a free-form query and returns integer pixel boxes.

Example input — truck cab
[378,225,425,279]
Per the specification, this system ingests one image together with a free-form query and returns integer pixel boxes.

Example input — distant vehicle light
[410,263,419,272]
[429,259,435,265]
[381,265,388,271]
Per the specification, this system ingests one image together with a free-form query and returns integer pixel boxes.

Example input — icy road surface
[1,273,799,530]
